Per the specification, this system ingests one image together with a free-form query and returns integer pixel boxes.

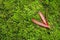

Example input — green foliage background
[0,0,60,40]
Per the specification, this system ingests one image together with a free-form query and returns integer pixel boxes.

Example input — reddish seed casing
[32,18,50,29]
[38,12,48,25]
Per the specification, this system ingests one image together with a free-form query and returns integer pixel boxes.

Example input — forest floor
[0,0,60,40]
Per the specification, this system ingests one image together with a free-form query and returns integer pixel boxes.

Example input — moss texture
[0,0,60,40]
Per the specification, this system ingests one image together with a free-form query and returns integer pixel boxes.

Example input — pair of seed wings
[32,12,50,29]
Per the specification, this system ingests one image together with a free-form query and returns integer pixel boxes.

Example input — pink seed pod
[32,18,50,29]
[38,12,48,25]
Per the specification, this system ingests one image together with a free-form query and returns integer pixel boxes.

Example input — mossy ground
[0,0,60,40]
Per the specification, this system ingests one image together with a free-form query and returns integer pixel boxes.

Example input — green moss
[0,0,60,40]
